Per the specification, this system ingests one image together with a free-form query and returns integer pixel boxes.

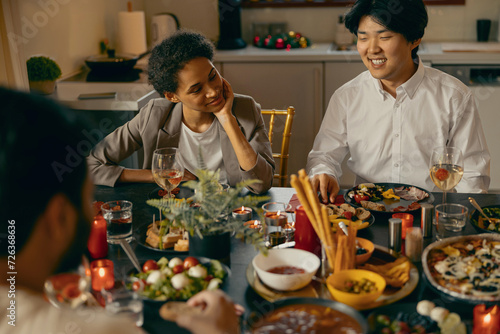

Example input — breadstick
[298,170,324,238]
[290,175,319,232]
[321,204,336,270]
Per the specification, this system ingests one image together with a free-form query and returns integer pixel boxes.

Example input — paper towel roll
[117,11,147,55]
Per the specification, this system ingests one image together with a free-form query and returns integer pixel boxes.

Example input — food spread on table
[426,238,500,298]
[326,203,372,231]
[128,256,226,301]
[346,183,430,212]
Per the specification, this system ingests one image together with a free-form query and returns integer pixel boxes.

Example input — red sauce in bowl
[266,266,305,275]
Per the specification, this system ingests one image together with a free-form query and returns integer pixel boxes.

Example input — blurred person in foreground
[307,0,490,203]
[0,87,241,334]
[87,30,274,194]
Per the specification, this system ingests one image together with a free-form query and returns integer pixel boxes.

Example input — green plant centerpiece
[26,56,62,94]
[147,168,270,255]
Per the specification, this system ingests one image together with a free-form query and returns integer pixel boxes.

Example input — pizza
[426,238,500,298]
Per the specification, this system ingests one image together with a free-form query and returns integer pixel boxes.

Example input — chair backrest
[261,106,295,187]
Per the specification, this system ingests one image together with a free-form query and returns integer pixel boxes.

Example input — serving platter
[469,204,500,233]
[246,245,419,311]
[422,233,500,304]
[127,256,231,303]
[344,182,434,215]
[134,222,188,254]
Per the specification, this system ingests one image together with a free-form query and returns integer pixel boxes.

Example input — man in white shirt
[307,0,490,203]
[0,87,241,334]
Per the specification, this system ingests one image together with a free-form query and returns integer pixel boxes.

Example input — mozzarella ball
[416,300,435,316]
[171,273,190,290]
[146,270,162,285]
[207,278,222,290]
[430,307,449,323]
[188,265,207,279]
[168,257,183,268]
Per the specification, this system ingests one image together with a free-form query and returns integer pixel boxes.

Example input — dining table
[94,183,500,333]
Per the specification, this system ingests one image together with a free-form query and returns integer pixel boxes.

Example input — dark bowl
[245,297,368,333]
[469,204,500,234]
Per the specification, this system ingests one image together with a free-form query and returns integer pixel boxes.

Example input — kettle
[151,13,180,47]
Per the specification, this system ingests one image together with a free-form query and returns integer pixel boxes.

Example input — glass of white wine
[429,146,464,204]
[152,148,184,199]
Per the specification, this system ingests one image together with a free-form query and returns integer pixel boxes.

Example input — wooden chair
[261,106,295,187]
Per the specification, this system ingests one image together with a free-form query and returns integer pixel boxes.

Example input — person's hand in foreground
[311,173,340,204]
[176,290,244,334]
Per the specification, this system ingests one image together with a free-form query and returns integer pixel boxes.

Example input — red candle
[392,213,414,239]
[473,304,500,334]
[90,259,114,291]
[294,205,321,257]
[87,216,108,259]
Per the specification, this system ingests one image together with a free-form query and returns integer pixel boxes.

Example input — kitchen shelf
[242,0,464,7]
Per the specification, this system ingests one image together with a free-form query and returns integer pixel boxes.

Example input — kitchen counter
[215,42,500,64]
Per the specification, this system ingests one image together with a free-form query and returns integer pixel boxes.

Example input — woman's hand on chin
[213,78,234,123]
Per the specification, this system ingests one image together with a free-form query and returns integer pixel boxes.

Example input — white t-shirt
[0,285,141,334]
[307,58,490,193]
[178,120,228,184]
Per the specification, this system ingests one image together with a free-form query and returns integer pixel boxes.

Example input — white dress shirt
[307,59,490,193]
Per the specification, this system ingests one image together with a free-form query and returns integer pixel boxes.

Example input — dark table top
[94,183,500,333]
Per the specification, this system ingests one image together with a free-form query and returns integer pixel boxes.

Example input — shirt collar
[370,57,425,101]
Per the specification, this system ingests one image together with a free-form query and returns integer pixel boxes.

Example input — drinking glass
[429,146,464,204]
[102,285,144,327]
[152,147,184,199]
[101,200,133,244]
[433,203,468,240]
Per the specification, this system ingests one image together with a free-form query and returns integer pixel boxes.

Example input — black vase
[189,232,231,266]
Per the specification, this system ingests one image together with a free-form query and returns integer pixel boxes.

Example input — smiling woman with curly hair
[87,30,274,194]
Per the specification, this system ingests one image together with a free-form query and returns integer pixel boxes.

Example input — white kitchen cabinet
[221,62,323,184]
[324,62,366,188]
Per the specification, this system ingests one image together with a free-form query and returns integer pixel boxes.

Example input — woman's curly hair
[148,29,215,96]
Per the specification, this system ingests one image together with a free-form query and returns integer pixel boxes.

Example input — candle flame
[485,313,491,324]
[277,210,281,216]
[240,206,245,211]
[99,268,105,278]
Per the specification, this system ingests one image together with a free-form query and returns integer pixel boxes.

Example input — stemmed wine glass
[429,146,464,204]
[152,148,184,199]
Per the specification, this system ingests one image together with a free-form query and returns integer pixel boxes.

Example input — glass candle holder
[232,206,252,221]
[90,259,115,291]
[392,213,414,239]
[87,215,108,259]
[473,304,500,334]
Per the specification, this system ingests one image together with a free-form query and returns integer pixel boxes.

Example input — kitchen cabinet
[221,62,323,182]
[324,61,366,188]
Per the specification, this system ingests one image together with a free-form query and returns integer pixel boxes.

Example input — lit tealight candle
[232,206,252,221]
[90,259,114,291]
[264,211,287,227]
[473,304,500,334]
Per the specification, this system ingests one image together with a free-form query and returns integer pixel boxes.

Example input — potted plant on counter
[26,56,62,95]
[147,167,270,263]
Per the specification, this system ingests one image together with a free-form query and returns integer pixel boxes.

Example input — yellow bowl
[355,238,375,265]
[326,269,386,309]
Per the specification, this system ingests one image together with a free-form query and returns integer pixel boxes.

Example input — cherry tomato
[204,274,214,282]
[435,168,449,181]
[142,259,159,272]
[341,211,353,220]
[183,256,200,270]
[354,194,369,204]
[173,264,185,274]
[132,279,147,292]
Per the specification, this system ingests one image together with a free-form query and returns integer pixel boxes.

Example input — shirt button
[394,163,399,167]
[395,134,399,137]
[395,103,400,108]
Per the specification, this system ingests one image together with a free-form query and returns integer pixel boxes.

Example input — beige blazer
[86,94,275,194]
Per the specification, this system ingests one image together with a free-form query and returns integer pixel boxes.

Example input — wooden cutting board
[442,42,500,52]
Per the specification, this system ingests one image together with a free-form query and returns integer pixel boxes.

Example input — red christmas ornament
[275,38,285,49]
[253,36,260,46]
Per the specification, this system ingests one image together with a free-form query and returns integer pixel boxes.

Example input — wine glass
[152,148,184,199]
[429,146,464,204]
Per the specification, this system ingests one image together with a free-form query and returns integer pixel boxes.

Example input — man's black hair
[345,0,428,60]
[148,29,215,96]
[0,87,89,255]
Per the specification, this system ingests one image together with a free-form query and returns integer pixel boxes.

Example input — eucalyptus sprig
[147,168,270,253]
